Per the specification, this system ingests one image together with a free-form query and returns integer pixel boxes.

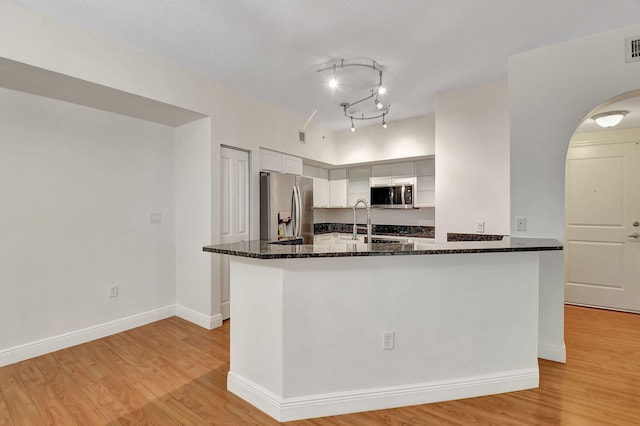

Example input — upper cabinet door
[260,148,302,175]
[282,154,303,175]
[415,159,435,207]
[260,149,282,172]
[329,168,347,207]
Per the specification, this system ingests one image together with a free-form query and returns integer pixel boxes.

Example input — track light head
[329,64,338,89]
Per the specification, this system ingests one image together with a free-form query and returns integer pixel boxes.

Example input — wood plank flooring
[1,305,639,425]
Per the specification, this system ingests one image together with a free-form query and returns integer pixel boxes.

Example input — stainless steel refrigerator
[260,172,313,244]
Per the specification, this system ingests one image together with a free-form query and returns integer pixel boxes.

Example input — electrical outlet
[150,213,162,224]
[108,284,119,298]
[383,331,395,350]
[516,217,527,231]
[476,221,485,233]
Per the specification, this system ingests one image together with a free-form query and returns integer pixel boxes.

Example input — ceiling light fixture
[592,110,628,128]
[317,58,390,129]
[382,115,388,129]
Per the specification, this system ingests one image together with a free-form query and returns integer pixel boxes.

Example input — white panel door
[565,141,640,311]
[220,146,250,320]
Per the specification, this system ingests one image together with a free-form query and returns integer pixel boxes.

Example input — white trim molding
[228,369,539,422]
[0,305,175,368]
[175,304,223,330]
[538,342,567,363]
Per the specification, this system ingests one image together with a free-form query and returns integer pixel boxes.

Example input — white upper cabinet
[313,178,330,207]
[370,162,416,187]
[282,153,303,175]
[415,158,435,207]
[329,168,348,207]
[347,166,371,206]
[259,148,302,175]
[303,164,330,208]
[260,148,282,172]
[309,158,435,209]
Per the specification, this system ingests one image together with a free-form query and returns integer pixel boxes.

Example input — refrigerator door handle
[293,185,302,238]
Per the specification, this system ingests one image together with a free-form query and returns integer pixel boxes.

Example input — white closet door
[565,141,640,312]
[220,146,250,320]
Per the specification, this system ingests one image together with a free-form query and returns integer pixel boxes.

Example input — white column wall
[507,24,640,364]
[435,81,510,241]
[509,23,640,240]
[174,118,216,327]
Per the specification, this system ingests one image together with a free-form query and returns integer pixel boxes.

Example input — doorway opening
[565,89,640,312]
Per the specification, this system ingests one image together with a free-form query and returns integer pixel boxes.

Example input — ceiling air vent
[625,36,640,63]
[297,130,306,144]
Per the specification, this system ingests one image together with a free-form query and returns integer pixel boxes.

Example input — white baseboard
[221,301,230,321]
[175,304,222,330]
[0,305,176,368]
[538,342,567,363]
[228,368,539,422]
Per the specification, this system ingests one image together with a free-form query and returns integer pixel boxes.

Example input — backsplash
[314,223,435,238]
[447,233,505,241]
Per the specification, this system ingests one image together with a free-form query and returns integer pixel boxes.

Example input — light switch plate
[150,213,162,224]
[516,217,527,231]
[476,221,485,233]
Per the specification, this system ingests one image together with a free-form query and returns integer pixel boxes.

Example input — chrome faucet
[352,198,372,245]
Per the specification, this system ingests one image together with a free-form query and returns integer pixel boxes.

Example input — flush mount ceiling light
[317,58,390,131]
[592,110,629,128]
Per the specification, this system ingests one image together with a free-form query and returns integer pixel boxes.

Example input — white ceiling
[14,0,640,131]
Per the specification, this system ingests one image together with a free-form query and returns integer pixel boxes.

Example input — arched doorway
[565,90,640,312]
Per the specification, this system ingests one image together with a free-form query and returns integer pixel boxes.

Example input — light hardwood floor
[1,305,639,425]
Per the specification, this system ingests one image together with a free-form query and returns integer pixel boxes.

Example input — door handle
[628,232,640,239]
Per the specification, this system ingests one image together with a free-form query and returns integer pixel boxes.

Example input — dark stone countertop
[202,237,563,260]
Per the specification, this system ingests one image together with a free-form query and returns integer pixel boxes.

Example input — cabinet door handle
[628,233,639,239]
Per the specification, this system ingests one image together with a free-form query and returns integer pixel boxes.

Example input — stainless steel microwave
[370,184,414,208]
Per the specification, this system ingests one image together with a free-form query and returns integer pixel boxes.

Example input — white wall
[509,23,640,239]
[0,0,338,359]
[0,87,176,350]
[332,115,435,165]
[435,81,510,241]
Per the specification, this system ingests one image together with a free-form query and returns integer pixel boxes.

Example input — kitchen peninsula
[203,238,563,422]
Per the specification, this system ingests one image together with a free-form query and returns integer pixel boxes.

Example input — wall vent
[625,36,640,63]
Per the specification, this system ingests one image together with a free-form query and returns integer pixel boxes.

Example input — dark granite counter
[202,237,562,259]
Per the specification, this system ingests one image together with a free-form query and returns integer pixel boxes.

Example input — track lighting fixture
[317,58,391,129]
